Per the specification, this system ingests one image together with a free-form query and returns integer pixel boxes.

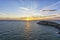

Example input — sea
[0,20,60,40]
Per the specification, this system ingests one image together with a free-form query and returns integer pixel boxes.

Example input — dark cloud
[42,10,56,12]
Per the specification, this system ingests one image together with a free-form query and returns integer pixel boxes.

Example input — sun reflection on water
[24,21,32,40]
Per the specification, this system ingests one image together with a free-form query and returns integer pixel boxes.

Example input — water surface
[0,20,60,40]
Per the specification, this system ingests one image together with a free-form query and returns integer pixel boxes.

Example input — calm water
[0,20,60,40]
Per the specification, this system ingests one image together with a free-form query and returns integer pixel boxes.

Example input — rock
[58,32,60,34]
[37,21,60,29]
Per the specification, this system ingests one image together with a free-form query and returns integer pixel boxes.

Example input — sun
[25,17,33,21]
[26,18,30,20]
[24,17,33,21]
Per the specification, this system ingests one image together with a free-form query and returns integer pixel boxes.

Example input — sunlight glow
[19,17,34,20]
[0,0,60,20]
[26,18,30,20]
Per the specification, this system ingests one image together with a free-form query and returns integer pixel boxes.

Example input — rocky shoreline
[37,21,60,34]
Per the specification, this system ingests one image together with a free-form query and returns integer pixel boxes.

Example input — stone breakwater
[37,21,60,34]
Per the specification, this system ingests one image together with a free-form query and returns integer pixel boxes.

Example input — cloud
[41,1,60,10]
[18,7,43,17]
[42,10,56,12]
[39,1,60,16]
[20,7,29,11]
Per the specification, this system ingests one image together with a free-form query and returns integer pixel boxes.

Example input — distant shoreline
[0,20,60,21]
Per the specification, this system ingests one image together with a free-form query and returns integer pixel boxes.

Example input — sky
[0,0,60,18]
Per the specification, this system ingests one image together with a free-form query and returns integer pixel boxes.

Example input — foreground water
[0,20,60,40]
